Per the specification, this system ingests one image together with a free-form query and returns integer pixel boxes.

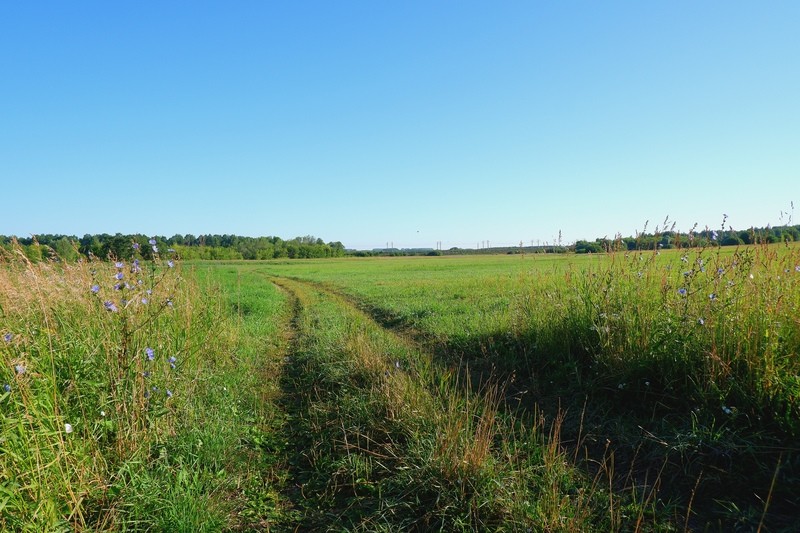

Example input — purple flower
[3,333,11,342]
[104,301,118,312]
[146,289,152,295]
[166,298,173,307]
[115,272,124,280]
[15,364,25,375]
[152,245,159,253]
[795,266,800,273]
[166,389,173,398]
[91,284,100,294]
[115,261,124,269]
[3,384,10,392]
[145,347,155,361]
[132,242,140,250]
[148,238,157,246]
[168,356,177,369]
[678,288,687,296]
[709,293,717,301]
[167,260,174,268]
[141,297,149,304]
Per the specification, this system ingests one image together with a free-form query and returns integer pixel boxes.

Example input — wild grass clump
[514,243,800,434]
[0,240,229,529]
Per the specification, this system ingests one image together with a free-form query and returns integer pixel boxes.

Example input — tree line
[0,234,346,262]
[2,224,799,262]
[574,225,800,253]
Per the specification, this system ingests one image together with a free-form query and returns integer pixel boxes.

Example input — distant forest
[0,234,345,262]
[1,224,799,262]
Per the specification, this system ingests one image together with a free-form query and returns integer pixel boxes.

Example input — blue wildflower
[113,283,123,291]
[3,333,11,342]
[145,347,155,361]
[115,272,124,280]
[796,265,800,272]
[104,301,118,312]
[152,245,159,253]
[91,284,100,293]
[3,384,10,392]
[167,260,174,268]
[15,364,25,375]
[709,293,717,301]
[678,288,687,296]
[148,238,156,245]
[166,389,173,398]
[166,298,173,307]
[132,242,140,250]
[141,297,149,304]
[168,356,176,369]
[115,261,124,269]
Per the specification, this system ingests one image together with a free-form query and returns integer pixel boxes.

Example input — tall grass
[513,243,800,434]
[0,242,231,529]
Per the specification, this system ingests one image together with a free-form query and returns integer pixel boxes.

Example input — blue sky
[2,2,798,249]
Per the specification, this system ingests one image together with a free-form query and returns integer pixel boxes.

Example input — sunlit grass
[0,243,290,530]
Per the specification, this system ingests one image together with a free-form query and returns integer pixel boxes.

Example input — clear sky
[2,2,798,249]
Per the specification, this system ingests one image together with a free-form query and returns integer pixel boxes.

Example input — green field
[3,244,799,530]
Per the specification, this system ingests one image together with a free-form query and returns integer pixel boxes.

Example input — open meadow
[2,243,799,531]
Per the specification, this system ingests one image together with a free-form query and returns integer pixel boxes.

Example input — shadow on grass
[352,295,800,532]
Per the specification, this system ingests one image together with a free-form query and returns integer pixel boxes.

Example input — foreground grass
[6,241,798,530]
[226,243,800,530]
[269,276,616,531]
[0,247,291,530]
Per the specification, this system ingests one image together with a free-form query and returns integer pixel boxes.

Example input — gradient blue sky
[2,2,798,249]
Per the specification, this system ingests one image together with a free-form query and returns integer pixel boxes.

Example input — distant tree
[575,240,603,254]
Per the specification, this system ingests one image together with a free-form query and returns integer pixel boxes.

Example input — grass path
[265,275,617,531]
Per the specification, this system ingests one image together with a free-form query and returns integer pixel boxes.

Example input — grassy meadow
[2,242,799,530]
